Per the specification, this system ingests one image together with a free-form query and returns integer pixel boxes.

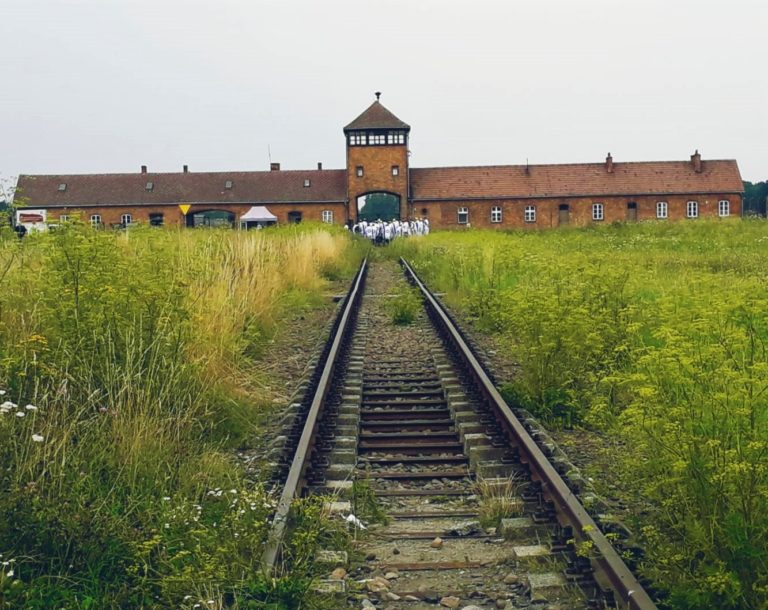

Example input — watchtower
[344,93,410,223]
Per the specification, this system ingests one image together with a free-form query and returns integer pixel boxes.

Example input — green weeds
[0,222,361,608]
[404,219,768,609]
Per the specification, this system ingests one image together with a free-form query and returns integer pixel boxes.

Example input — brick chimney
[317,162,323,170]
[606,153,614,173]
[691,150,702,173]
[270,162,280,171]
[183,165,188,173]
[141,165,147,174]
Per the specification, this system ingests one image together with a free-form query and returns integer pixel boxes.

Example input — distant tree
[358,193,400,221]
[743,180,768,216]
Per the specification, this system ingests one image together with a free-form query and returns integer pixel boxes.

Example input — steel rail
[261,257,368,575]
[401,258,658,610]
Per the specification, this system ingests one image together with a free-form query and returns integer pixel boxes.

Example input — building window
[58,183,67,192]
[718,199,730,217]
[304,179,311,188]
[356,166,364,177]
[490,206,502,223]
[369,133,386,145]
[287,211,302,224]
[656,201,668,219]
[121,213,133,226]
[387,131,405,144]
[592,203,604,221]
[149,213,164,226]
[321,210,333,224]
[90,214,102,227]
[392,165,399,176]
[349,132,367,146]
[59,214,70,222]
[145,181,154,191]
[524,205,536,223]
[457,207,469,224]
[687,200,699,218]
[224,180,233,189]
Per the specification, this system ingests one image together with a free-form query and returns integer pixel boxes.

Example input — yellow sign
[178,204,191,215]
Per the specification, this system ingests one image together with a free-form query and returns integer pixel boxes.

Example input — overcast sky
[2,0,766,186]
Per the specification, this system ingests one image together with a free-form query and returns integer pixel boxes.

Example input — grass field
[389,219,768,609]
[0,223,363,609]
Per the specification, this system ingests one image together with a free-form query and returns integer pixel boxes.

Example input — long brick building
[15,95,744,230]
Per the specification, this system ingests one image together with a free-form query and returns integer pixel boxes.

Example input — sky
[2,0,766,188]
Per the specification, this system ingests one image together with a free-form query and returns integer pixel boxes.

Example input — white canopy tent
[239,206,277,229]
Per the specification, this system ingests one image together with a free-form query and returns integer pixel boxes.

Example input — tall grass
[394,219,768,609]
[0,223,362,608]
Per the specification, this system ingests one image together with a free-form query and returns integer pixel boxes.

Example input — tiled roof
[343,101,410,132]
[15,169,347,207]
[410,160,743,200]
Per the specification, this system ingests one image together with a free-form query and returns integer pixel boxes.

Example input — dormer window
[145,181,154,191]
[225,180,233,190]
[58,183,67,192]
[304,179,311,187]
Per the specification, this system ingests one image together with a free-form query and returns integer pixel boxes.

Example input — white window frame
[59,214,70,222]
[356,166,364,177]
[457,207,469,225]
[490,206,502,223]
[303,179,311,188]
[121,213,133,226]
[656,201,668,219]
[391,165,399,176]
[718,200,730,217]
[592,203,604,221]
[524,205,536,223]
[687,200,699,218]
[90,214,102,227]
[321,210,333,224]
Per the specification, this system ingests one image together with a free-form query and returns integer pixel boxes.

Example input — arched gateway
[357,192,401,222]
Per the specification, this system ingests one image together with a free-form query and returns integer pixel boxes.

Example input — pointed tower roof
[344,95,410,132]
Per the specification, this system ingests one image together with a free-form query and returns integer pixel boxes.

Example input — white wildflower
[183,595,192,601]
[229,489,237,494]
[25,404,37,411]
[6,569,13,578]
[2,401,16,409]
[162,496,171,501]
[207,601,215,606]
[32,434,44,443]
[164,523,170,529]
[0,390,6,395]
[15,412,25,418]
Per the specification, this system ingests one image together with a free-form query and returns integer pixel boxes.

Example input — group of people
[351,218,430,245]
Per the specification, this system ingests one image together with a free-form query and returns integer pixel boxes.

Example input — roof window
[225,180,233,190]
[145,181,154,191]
[304,179,311,188]
[58,183,67,192]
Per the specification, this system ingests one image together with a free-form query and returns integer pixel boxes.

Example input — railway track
[263,259,658,610]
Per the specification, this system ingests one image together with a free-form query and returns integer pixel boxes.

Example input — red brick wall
[44,202,349,227]
[415,193,742,229]
[347,145,409,222]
